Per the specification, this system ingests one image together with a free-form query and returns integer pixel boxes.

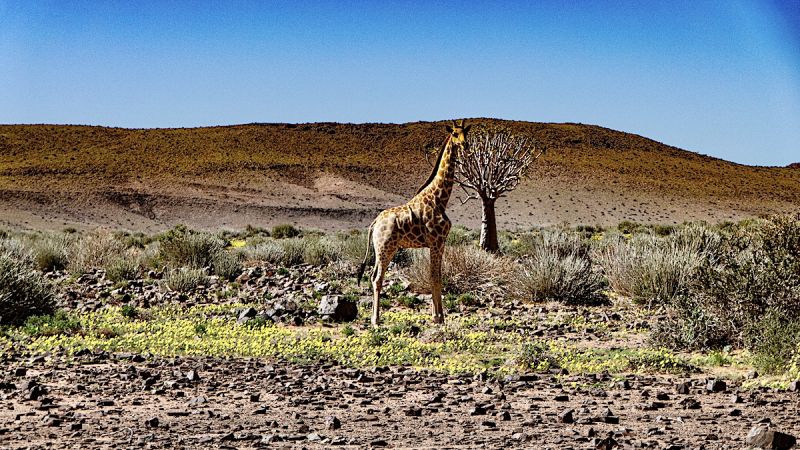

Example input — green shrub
[302,236,343,266]
[105,256,140,283]
[513,230,604,304]
[162,268,208,292]
[212,250,243,281]
[518,340,559,372]
[31,234,71,272]
[0,251,56,325]
[271,224,300,239]
[596,225,719,305]
[158,226,225,269]
[746,311,800,375]
[23,310,80,336]
[121,305,138,319]
[446,225,478,246]
[652,215,800,353]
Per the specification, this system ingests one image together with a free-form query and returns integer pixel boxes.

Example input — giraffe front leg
[429,245,445,324]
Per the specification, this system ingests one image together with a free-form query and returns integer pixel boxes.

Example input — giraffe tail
[356,221,375,286]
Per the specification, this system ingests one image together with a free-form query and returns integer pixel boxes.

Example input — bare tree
[430,129,544,252]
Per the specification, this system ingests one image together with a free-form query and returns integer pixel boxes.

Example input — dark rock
[705,379,726,393]
[186,370,201,382]
[370,439,388,447]
[558,408,575,424]
[96,399,114,407]
[469,405,487,416]
[728,408,742,416]
[788,381,799,392]
[145,417,159,427]
[679,398,700,410]
[745,426,796,450]
[594,436,618,450]
[14,367,26,377]
[498,410,511,421]
[325,415,341,430]
[676,382,691,395]
[318,295,358,322]
[730,393,743,403]
[237,307,258,324]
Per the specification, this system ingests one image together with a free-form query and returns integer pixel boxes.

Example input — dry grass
[403,245,514,295]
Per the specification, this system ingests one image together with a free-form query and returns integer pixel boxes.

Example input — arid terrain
[1,120,798,232]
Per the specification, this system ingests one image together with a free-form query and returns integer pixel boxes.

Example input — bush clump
[651,215,800,373]
[105,255,141,283]
[0,251,56,325]
[271,224,300,239]
[31,234,72,272]
[404,244,513,295]
[513,230,604,304]
[68,231,127,274]
[211,250,243,281]
[596,224,720,306]
[158,225,225,269]
[162,268,209,292]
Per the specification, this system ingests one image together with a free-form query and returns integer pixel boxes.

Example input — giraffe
[357,120,471,326]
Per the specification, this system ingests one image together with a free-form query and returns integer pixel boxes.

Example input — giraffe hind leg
[371,245,396,326]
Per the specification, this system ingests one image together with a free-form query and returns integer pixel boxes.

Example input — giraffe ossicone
[358,120,471,326]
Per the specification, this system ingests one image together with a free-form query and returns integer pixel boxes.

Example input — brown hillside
[1,120,798,231]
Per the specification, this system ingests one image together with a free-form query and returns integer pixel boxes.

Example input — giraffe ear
[445,125,454,133]
[463,124,472,133]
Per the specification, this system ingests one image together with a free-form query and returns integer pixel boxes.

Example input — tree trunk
[479,197,499,253]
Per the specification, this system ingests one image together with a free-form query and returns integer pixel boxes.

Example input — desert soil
[2,353,799,449]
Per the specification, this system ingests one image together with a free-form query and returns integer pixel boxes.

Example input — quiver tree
[428,129,543,252]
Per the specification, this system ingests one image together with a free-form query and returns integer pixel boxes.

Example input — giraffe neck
[422,139,456,210]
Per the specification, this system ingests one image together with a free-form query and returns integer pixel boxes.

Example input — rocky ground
[2,265,799,449]
[1,352,799,449]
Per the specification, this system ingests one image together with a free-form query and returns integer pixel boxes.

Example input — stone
[705,379,726,393]
[469,405,487,416]
[145,417,159,427]
[318,295,358,322]
[789,381,799,392]
[558,408,574,424]
[186,370,201,382]
[676,382,691,395]
[745,427,796,450]
[237,307,258,324]
[325,415,341,430]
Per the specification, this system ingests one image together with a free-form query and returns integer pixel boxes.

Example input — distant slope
[1,120,798,231]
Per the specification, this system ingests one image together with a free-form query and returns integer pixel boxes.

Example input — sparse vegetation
[0,217,798,383]
[513,230,604,304]
[162,268,209,292]
[0,250,56,325]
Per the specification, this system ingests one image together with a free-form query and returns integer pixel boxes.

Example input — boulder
[745,427,796,450]
[318,295,357,322]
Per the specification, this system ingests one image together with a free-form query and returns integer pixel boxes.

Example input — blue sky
[1,1,798,166]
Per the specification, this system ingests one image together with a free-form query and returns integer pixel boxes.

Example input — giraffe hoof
[433,315,444,324]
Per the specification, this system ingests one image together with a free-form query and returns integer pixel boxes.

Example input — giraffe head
[445,119,471,150]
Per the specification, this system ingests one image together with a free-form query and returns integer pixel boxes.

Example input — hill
[1,120,798,231]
